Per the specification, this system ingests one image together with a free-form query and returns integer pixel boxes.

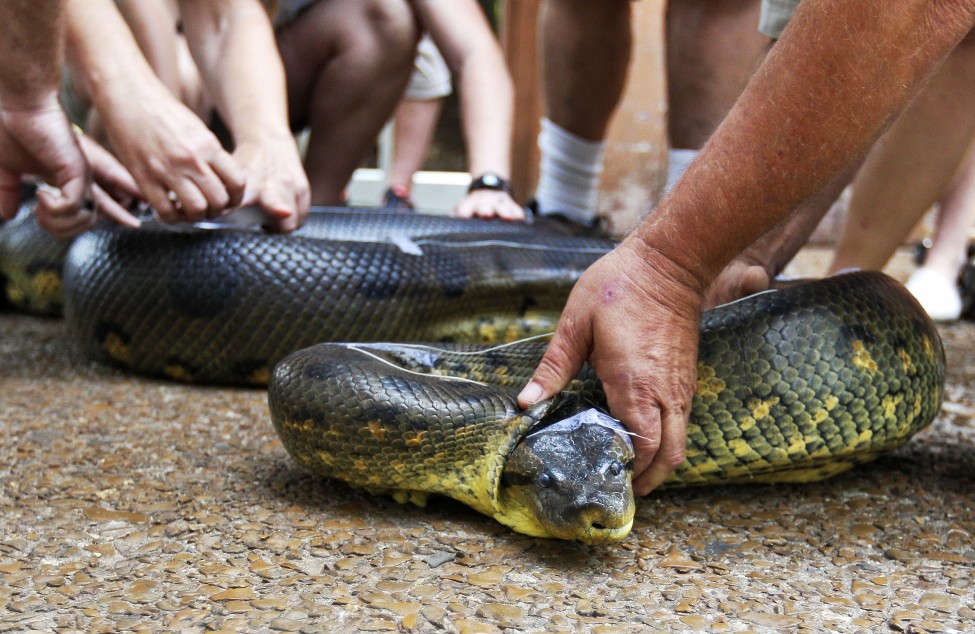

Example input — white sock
[535,117,605,224]
[663,148,699,194]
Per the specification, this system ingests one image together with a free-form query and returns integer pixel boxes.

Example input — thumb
[40,153,89,217]
[517,322,591,409]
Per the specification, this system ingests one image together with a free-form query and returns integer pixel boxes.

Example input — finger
[294,182,311,229]
[258,188,299,233]
[517,304,592,408]
[632,404,689,496]
[208,151,247,209]
[168,180,209,222]
[91,183,141,228]
[186,164,231,216]
[46,169,88,217]
[600,369,663,484]
[34,193,95,239]
[497,198,527,221]
[78,135,142,199]
[141,182,180,223]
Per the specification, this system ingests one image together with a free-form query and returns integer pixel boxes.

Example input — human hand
[516,239,704,496]
[233,135,310,233]
[0,97,141,238]
[0,98,94,238]
[454,189,525,221]
[703,255,771,309]
[99,80,245,224]
[75,133,143,229]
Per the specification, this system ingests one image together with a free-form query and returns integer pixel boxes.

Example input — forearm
[457,52,515,178]
[0,0,67,109]
[415,0,514,178]
[66,0,169,110]
[116,0,182,92]
[633,0,975,292]
[178,0,291,145]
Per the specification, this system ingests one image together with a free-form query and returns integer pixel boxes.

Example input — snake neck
[468,403,550,522]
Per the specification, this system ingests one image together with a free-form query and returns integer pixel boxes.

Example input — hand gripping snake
[0,206,946,543]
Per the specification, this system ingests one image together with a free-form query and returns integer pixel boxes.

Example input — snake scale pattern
[0,205,946,542]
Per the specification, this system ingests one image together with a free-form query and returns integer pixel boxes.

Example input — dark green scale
[0,200,71,315]
[269,272,945,532]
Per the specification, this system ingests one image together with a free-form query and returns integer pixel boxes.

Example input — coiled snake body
[269,272,945,542]
[1,207,946,543]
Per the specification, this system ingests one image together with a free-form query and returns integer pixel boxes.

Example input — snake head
[497,395,636,544]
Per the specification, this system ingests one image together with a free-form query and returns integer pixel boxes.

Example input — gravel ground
[1,248,972,633]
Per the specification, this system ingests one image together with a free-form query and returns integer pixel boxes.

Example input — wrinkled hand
[703,255,771,309]
[0,98,141,238]
[0,99,93,238]
[453,189,525,221]
[101,80,245,224]
[233,135,310,233]
[517,239,704,496]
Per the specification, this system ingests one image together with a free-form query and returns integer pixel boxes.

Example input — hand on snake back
[453,189,526,222]
[232,135,310,233]
[517,238,703,496]
[100,78,246,225]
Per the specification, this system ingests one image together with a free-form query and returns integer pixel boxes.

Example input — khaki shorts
[404,34,452,101]
[759,0,801,39]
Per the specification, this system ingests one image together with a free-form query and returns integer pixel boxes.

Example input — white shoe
[905,267,962,321]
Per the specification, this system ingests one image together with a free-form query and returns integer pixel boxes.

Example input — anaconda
[268,272,945,543]
[59,215,609,384]
[1,206,946,544]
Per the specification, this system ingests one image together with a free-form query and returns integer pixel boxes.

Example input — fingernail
[518,381,543,405]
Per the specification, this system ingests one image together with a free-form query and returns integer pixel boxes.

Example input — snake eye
[538,472,552,488]
[609,461,622,476]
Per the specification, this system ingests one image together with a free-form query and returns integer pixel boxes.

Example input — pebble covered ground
[1,249,973,633]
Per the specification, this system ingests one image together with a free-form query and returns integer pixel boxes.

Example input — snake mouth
[576,518,634,545]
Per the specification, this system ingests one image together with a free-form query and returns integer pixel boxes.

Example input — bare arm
[66,0,245,222]
[0,0,85,230]
[0,1,66,108]
[115,0,183,93]
[413,0,523,220]
[0,0,141,236]
[178,0,309,231]
[521,0,975,496]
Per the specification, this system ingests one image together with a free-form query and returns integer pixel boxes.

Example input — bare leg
[927,154,975,279]
[901,145,975,320]
[666,0,768,151]
[532,0,630,223]
[539,0,632,141]
[829,32,975,274]
[387,97,443,191]
[276,0,419,205]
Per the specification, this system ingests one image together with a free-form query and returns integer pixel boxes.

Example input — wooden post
[499,0,542,202]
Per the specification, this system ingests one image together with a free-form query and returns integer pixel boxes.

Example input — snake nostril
[591,523,606,531]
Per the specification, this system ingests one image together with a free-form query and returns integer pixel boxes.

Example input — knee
[355,0,419,68]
